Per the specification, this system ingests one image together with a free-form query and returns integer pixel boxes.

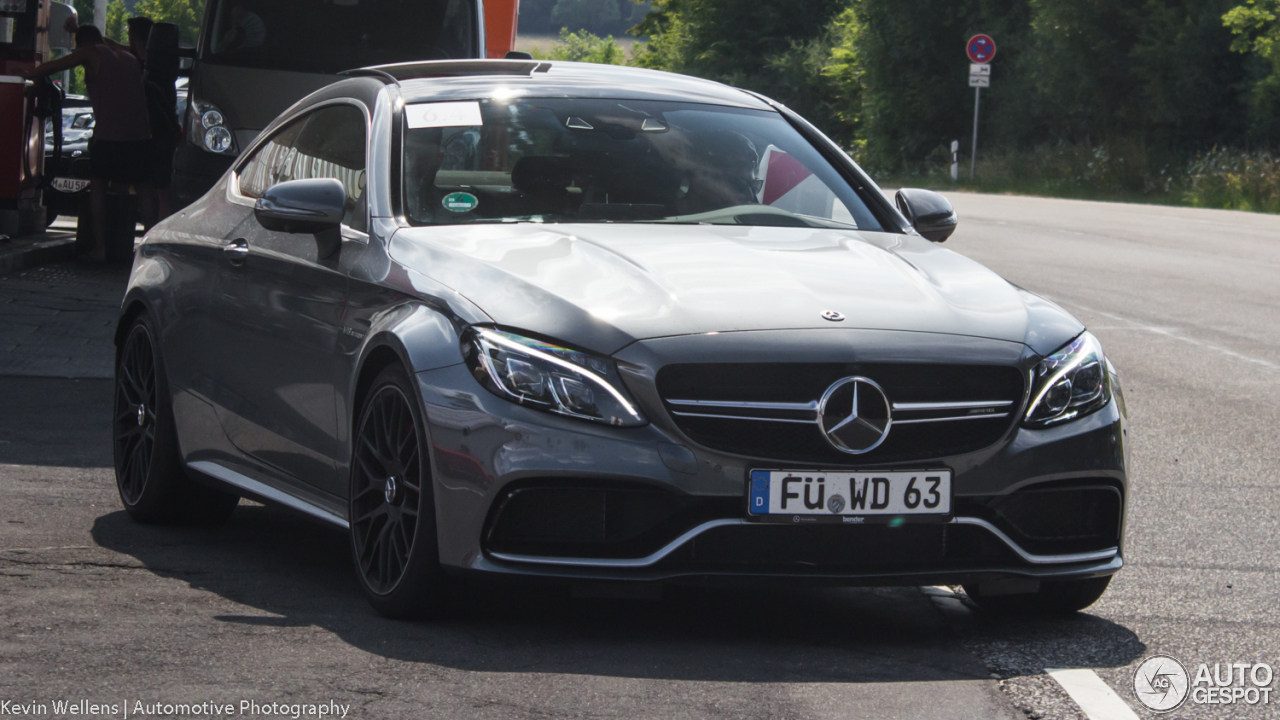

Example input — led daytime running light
[1023,332,1110,426]
[473,328,644,424]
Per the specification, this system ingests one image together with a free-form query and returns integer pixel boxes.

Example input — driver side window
[237,119,303,200]
[237,104,369,232]
[285,105,369,232]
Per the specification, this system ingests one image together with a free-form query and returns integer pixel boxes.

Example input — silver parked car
[113,60,1128,618]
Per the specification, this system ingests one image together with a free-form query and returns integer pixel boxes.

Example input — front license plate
[51,177,89,193]
[748,469,951,522]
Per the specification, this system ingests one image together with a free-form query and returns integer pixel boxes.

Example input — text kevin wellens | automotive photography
[0,700,351,718]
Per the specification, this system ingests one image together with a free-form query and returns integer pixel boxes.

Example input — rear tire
[349,364,448,619]
[113,314,239,525]
[963,576,1112,615]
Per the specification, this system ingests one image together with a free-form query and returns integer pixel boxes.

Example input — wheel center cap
[384,476,398,504]
[137,405,146,427]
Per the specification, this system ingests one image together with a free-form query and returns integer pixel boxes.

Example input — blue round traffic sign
[967,34,996,63]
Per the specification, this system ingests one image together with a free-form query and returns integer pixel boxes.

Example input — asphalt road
[1,193,1278,719]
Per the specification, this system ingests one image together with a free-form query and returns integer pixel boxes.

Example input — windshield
[403,98,883,230]
[204,0,475,74]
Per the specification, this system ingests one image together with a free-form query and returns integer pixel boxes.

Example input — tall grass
[878,142,1280,214]
[1184,149,1280,213]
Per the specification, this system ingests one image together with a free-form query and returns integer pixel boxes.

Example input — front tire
[963,576,1112,615]
[113,314,239,524]
[349,364,448,619]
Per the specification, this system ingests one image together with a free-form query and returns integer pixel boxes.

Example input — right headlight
[188,99,237,155]
[463,328,647,428]
[1023,331,1111,427]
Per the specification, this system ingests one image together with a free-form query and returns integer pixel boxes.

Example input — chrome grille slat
[669,411,818,424]
[892,412,1010,425]
[667,399,819,411]
[892,400,1013,411]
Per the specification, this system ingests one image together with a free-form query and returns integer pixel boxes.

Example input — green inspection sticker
[442,192,479,213]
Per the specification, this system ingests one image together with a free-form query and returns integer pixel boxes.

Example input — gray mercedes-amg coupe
[112,59,1128,618]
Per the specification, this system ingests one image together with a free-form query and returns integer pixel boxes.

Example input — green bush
[529,29,629,65]
[1185,149,1280,212]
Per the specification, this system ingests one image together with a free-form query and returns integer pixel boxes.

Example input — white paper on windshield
[405,102,483,129]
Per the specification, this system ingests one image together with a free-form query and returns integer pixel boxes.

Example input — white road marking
[1045,668,1141,720]
[1058,300,1280,371]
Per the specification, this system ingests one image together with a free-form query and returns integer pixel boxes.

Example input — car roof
[351,59,773,111]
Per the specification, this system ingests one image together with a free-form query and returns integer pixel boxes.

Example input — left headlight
[1023,331,1111,427]
[463,328,647,427]
[188,99,237,156]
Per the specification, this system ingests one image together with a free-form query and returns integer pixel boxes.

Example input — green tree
[531,28,628,64]
[104,0,128,43]
[552,0,620,33]
[634,0,845,79]
[1225,0,1280,144]
[838,0,1033,170]
[133,0,205,46]
[632,0,853,141]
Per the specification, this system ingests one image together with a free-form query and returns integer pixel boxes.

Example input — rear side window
[238,105,368,231]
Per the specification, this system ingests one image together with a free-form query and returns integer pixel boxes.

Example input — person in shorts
[121,16,180,220]
[25,24,155,261]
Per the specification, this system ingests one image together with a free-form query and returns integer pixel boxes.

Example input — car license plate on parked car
[51,177,89,193]
[748,469,951,521]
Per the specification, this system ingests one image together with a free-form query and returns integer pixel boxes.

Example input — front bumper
[417,360,1129,587]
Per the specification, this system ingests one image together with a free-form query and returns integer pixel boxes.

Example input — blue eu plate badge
[749,470,770,514]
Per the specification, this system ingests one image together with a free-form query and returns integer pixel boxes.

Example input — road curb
[0,234,76,277]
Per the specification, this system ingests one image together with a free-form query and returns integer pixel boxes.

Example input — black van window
[205,0,475,74]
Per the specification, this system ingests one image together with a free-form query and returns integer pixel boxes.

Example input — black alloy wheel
[113,315,239,524]
[115,322,158,506]
[350,364,447,618]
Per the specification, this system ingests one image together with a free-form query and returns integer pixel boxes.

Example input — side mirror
[254,178,345,258]
[895,188,958,243]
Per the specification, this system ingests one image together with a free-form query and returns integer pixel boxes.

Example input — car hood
[389,223,1082,357]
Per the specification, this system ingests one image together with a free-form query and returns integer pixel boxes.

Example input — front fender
[115,253,174,346]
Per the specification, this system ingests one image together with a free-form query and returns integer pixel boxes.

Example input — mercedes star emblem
[818,376,893,454]
[821,310,845,322]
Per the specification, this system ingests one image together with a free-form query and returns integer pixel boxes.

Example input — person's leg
[89,178,107,262]
[136,182,158,231]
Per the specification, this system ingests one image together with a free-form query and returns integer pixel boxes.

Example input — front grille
[656,362,1025,464]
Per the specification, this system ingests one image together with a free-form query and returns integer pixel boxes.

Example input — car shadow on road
[90,502,1146,684]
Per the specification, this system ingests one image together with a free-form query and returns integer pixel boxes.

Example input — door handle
[224,238,249,266]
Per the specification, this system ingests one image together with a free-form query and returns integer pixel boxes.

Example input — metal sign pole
[969,86,980,181]
[965,35,995,182]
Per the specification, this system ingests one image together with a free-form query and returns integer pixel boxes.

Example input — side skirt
[187,460,349,530]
